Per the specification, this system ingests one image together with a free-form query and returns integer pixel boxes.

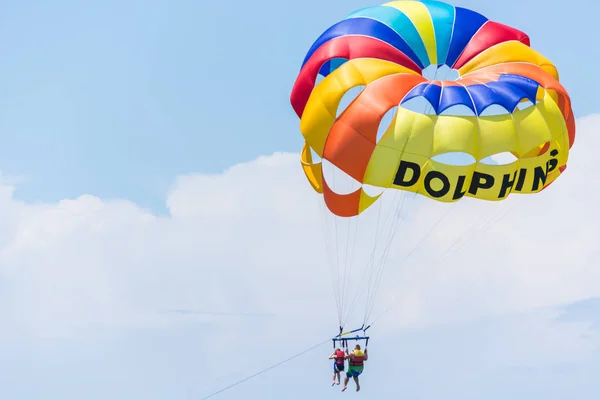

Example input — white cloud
[0,116,599,397]
[1,116,600,335]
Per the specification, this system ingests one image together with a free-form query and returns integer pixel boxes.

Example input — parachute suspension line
[339,194,386,326]
[450,205,511,255]
[321,158,364,330]
[437,202,488,258]
[366,201,515,327]
[399,202,457,265]
[361,190,426,326]
[361,191,400,311]
[341,216,352,315]
[341,213,355,319]
[342,188,406,325]
[331,165,354,328]
[331,167,343,325]
[362,191,430,325]
[439,202,510,259]
[361,190,412,325]
[339,213,361,327]
[319,200,343,326]
[363,197,461,325]
[200,339,331,399]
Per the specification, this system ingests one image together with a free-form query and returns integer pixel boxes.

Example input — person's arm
[364,349,368,360]
[328,351,335,359]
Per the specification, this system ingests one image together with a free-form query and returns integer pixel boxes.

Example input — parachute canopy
[291,0,575,217]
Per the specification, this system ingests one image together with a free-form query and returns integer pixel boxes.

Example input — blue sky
[0,0,597,211]
[1,298,599,399]
[0,0,599,399]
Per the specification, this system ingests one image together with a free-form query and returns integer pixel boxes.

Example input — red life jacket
[335,350,345,364]
[349,350,365,367]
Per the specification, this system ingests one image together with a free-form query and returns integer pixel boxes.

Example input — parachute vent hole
[479,104,510,116]
[377,106,398,143]
[318,57,348,78]
[440,104,476,116]
[401,96,437,115]
[322,159,361,195]
[337,85,366,118]
[480,152,518,165]
[309,146,322,163]
[431,152,476,166]
[421,64,459,81]
[516,99,535,111]
[362,184,385,197]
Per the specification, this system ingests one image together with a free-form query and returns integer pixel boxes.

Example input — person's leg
[337,364,344,384]
[342,371,351,391]
[332,364,339,385]
[353,376,360,391]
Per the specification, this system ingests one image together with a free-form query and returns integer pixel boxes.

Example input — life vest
[350,349,365,367]
[335,350,345,364]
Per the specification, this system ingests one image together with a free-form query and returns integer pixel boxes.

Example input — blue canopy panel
[400,74,540,115]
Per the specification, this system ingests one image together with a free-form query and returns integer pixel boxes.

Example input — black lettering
[468,171,494,195]
[532,165,548,191]
[547,158,558,173]
[424,171,450,198]
[531,149,558,190]
[498,171,517,198]
[547,149,559,173]
[452,175,468,200]
[514,168,527,191]
[393,160,420,187]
